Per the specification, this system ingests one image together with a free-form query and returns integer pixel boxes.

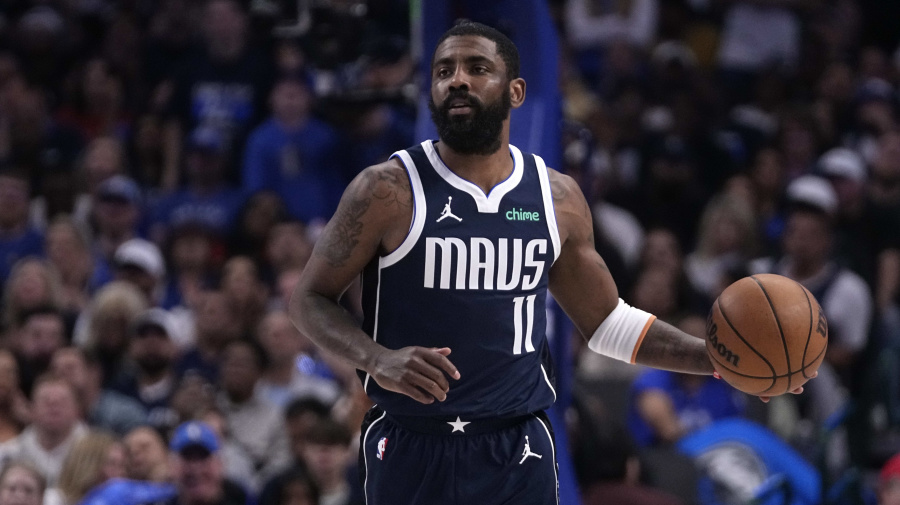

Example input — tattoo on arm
[319,196,370,267]
[636,320,714,374]
[371,169,412,209]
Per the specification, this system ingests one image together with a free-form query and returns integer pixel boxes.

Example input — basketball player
[289,22,808,504]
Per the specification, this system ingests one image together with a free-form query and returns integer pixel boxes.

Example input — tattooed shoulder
[369,162,412,210]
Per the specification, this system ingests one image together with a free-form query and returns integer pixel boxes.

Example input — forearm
[289,289,385,375]
[634,319,714,375]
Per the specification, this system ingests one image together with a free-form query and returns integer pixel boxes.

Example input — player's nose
[447,69,471,91]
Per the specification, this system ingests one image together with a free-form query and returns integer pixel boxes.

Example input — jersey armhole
[534,154,562,264]
[381,150,427,268]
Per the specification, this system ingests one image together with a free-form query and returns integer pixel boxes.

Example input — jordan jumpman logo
[437,196,462,222]
[519,436,542,464]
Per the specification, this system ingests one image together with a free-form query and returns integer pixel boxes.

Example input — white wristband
[588,298,656,363]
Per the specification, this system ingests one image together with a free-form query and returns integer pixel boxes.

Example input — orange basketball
[706,273,828,396]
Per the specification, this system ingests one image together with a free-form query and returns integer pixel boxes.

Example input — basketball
[706,274,828,396]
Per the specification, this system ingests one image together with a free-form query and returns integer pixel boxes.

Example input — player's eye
[436,68,451,78]
[473,65,488,74]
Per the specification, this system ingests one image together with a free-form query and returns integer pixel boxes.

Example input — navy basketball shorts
[358,406,559,505]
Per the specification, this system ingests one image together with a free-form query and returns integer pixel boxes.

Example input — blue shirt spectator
[242,77,345,224]
[0,170,44,285]
[628,369,746,447]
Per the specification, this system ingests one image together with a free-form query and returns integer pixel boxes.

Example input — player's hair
[433,21,520,81]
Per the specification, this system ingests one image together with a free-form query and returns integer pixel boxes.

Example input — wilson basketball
[706,274,828,396]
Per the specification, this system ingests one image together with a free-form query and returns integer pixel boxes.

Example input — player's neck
[436,139,514,195]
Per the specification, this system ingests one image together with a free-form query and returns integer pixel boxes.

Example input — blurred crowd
[0,0,897,504]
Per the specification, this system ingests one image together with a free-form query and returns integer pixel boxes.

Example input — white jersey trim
[533,154,561,263]
[382,150,427,268]
[422,140,524,213]
[540,364,557,402]
[533,413,560,505]
[362,409,387,504]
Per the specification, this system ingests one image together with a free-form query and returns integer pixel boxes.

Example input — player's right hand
[369,346,461,404]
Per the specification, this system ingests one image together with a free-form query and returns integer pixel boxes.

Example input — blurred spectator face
[279,477,317,505]
[258,311,307,366]
[169,374,215,424]
[277,269,302,310]
[303,440,350,490]
[31,380,80,437]
[220,342,261,401]
[114,265,158,302]
[82,59,122,112]
[131,324,176,376]
[8,89,47,147]
[124,427,169,482]
[816,62,853,104]
[271,80,311,124]
[203,0,246,60]
[267,222,312,274]
[45,221,91,282]
[872,131,900,186]
[287,411,325,462]
[241,192,285,242]
[0,350,20,407]
[50,348,92,397]
[630,268,678,319]
[194,292,239,345]
[173,448,224,504]
[221,257,265,306]
[0,465,43,505]
[7,260,54,310]
[750,148,785,197]
[783,211,832,265]
[102,442,127,481]
[640,228,682,277]
[93,196,139,237]
[0,175,30,230]
[92,310,132,355]
[82,138,124,194]
[15,313,65,368]
[169,229,213,273]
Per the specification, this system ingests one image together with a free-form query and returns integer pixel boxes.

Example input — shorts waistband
[385,411,533,436]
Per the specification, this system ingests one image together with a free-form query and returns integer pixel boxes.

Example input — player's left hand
[713,371,817,403]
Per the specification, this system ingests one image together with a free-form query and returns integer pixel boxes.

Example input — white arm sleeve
[588,298,656,363]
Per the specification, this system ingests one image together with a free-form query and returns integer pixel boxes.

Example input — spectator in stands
[879,453,900,505]
[8,307,67,398]
[227,191,287,263]
[626,315,746,448]
[56,57,131,142]
[301,418,357,505]
[220,256,268,338]
[49,431,127,505]
[0,374,88,485]
[198,406,257,494]
[74,281,148,387]
[117,309,181,431]
[565,0,659,54]
[50,347,147,436]
[124,426,171,483]
[0,170,43,286]
[4,85,84,177]
[256,311,341,409]
[264,220,313,281]
[176,291,241,383]
[750,175,872,399]
[90,175,145,266]
[166,420,250,505]
[1,258,64,333]
[149,127,245,245]
[160,221,219,311]
[162,0,274,189]
[43,218,97,315]
[242,76,344,225]
[0,461,45,505]
[0,350,26,444]
[260,468,320,505]
[218,339,292,482]
[112,238,167,305]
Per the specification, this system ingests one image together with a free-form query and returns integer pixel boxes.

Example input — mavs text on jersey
[360,140,560,419]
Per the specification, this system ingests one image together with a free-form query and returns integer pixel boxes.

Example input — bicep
[547,174,619,339]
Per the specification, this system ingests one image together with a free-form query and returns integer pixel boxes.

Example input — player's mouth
[446,97,477,115]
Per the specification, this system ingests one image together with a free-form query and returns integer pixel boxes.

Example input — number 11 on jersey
[512,295,536,354]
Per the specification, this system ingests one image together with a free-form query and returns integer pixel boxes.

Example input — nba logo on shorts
[377,437,388,460]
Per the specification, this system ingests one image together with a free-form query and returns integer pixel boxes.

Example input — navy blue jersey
[360,140,560,418]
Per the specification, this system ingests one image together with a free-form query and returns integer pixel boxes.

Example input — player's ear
[509,77,525,109]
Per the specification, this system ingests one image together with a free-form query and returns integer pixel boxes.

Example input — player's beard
[429,87,511,155]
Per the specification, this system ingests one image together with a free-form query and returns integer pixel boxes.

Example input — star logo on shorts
[447,416,470,433]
